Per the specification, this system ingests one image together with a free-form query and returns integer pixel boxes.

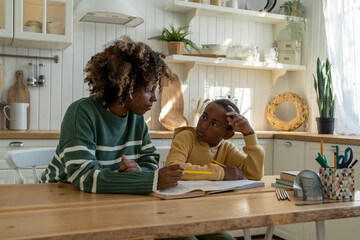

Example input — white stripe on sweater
[96,140,143,151]
[80,171,91,191]
[92,170,100,193]
[68,161,91,182]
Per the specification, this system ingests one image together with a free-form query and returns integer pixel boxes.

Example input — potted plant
[279,0,306,52]
[148,24,200,55]
[313,57,335,134]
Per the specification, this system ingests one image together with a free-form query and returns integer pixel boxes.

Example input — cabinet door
[13,0,72,50]
[259,139,273,175]
[272,139,305,240]
[273,139,305,174]
[0,0,13,45]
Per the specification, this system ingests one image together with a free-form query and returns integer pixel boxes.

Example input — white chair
[155,146,171,168]
[5,147,56,184]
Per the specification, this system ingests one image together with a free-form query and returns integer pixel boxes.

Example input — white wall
[0,0,327,132]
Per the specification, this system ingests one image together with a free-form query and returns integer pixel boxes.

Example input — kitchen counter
[1,130,360,145]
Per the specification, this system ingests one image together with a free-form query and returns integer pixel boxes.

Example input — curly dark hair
[84,35,173,107]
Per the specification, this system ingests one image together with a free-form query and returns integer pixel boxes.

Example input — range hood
[74,0,144,27]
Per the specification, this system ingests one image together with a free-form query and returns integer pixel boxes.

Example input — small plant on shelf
[148,24,200,55]
[279,0,306,51]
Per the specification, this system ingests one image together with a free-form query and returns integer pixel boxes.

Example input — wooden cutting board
[6,70,30,129]
[159,73,188,130]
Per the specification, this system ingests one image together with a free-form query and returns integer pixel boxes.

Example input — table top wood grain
[1,176,359,240]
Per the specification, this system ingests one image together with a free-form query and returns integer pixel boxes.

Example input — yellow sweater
[165,127,264,181]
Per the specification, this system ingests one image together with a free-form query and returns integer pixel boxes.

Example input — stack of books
[271,171,300,189]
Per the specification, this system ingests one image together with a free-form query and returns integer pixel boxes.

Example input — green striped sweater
[40,97,159,194]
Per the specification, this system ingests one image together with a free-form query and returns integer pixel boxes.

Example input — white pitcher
[3,103,29,130]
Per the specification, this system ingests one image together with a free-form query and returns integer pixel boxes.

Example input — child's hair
[211,99,240,130]
[84,35,173,107]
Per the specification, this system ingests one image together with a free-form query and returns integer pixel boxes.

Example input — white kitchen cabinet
[0,0,13,45]
[272,139,305,240]
[164,0,307,86]
[273,139,306,174]
[0,139,58,184]
[0,0,72,50]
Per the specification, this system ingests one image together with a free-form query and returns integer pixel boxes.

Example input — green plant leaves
[148,23,200,53]
[313,57,335,118]
[279,0,306,41]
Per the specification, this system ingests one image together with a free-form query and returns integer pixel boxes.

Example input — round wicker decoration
[265,92,309,131]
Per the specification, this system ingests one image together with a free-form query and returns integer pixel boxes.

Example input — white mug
[266,47,278,57]
[3,103,29,130]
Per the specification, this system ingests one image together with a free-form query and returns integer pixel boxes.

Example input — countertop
[1,130,360,145]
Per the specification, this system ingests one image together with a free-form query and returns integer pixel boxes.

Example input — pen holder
[319,168,355,200]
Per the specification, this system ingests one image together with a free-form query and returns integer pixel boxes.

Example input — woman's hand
[223,166,247,180]
[225,105,254,136]
[157,164,184,190]
[117,154,141,172]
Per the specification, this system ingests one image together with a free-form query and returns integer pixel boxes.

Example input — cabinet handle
[283,141,292,147]
[9,141,24,147]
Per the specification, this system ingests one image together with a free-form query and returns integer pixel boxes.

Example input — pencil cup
[190,112,201,127]
[319,168,355,200]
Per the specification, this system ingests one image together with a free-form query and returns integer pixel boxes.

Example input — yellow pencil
[183,170,212,175]
[320,140,323,156]
[211,159,227,168]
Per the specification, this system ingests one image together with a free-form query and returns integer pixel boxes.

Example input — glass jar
[27,62,36,86]
[37,63,46,87]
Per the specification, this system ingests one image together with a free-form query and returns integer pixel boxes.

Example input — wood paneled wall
[0,0,326,132]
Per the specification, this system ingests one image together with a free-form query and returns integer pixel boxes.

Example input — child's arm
[224,135,265,180]
[165,130,224,180]
[223,166,247,180]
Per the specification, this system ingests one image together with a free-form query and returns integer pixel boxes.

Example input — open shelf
[164,0,287,24]
[165,54,306,87]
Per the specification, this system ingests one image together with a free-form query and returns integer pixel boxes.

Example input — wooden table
[1,176,359,240]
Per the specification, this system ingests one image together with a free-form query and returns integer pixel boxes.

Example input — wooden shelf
[164,0,287,49]
[165,54,306,87]
[164,0,286,24]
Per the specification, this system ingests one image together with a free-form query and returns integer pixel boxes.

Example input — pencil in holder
[319,168,355,200]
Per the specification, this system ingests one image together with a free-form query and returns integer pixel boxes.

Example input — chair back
[156,146,170,168]
[5,147,56,184]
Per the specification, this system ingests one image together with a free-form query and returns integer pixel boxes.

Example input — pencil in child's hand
[211,159,227,167]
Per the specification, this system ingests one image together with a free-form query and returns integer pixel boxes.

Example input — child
[41,36,184,193]
[165,99,264,181]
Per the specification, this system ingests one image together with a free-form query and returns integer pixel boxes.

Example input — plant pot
[167,42,184,55]
[316,117,335,134]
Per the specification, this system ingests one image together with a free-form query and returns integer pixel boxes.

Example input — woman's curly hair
[84,35,173,107]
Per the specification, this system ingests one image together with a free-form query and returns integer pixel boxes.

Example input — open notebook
[151,179,265,200]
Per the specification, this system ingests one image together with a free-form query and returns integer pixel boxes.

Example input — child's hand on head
[157,164,184,190]
[118,154,141,172]
[225,105,254,136]
[223,166,247,180]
